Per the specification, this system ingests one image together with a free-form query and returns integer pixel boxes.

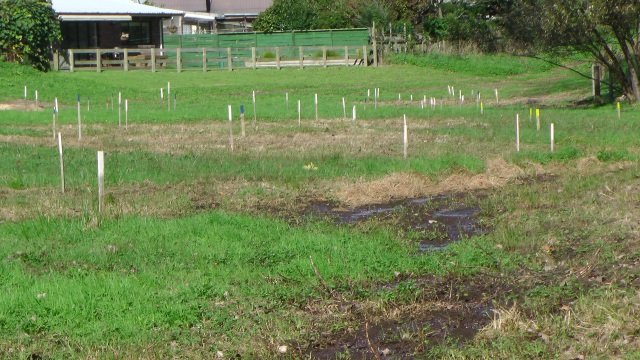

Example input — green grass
[2,54,640,358]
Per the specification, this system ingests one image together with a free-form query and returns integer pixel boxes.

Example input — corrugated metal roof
[51,0,184,16]
[152,0,206,12]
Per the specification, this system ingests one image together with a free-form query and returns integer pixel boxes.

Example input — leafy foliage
[0,0,61,71]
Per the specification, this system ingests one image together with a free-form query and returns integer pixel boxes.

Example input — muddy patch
[0,100,44,111]
[299,275,513,359]
[306,194,486,251]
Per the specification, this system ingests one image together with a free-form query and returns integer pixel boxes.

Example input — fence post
[124,49,129,72]
[592,63,601,99]
[323,46,327,68]
[276,47,281,70]
[69,49,74,72]
[202,48,207,72]
[252,47,257,69]
[344,46,349,66]
[227,47,233,71]
[299,46,304,69]
[372,22,378,67]
[151,48,156,72]
[363,45,368,67]
[96,49,102,72]
[53,51,60,71]
[176,48,182,73]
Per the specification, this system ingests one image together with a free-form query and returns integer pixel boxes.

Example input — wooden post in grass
[228,105,234,152]
[529,108,533,122]
[342,97,346,119]
[550,123,555,152]
[352,105,356,123]
[240,105,246,137]
[77,95,82,141]
[398,93,401,101]
[35,90,39,108]
[58,132,64,194]
[297,100,301,127]
[177,48,182,73]
[403,114,408,159]
[125,99,129,130]
[53,98,59,139]
[617,102,621,119]
[495,88,499,104]
[536,108,541,131]
[167,82,171,112]
[118,92,122,127]
[367,89,370,103]
[285,92,289,114]
[252,90,257,130]
[314,93,318,121]
[97,151,104,214]
[24,85,27,99]
[161,88,164,106]
[516,114,520,152]
[480,102,484,115]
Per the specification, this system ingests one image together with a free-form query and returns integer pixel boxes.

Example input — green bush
[0,0,61,71]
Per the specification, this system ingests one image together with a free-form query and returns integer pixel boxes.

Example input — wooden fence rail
[54,45,376,72]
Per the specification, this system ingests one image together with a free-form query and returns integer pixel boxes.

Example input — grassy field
[1,54,640,359]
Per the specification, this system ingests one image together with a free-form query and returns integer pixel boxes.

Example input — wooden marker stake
[403,115,408,159]
[58,132,65,193]
[516,114,520,152]
[97,151,105,214]
[342,97,347,119]
[53,98,59,139]
[617,102,621,119]
[297,100,301,127]
[529,108,533,122]
[314,93,318,121]
[77,95,82,140]
[160,88,164,106]
[352,105,356,123]
[125,99,129,129]
[495,88,499,104]
[367,89,370,103]
[118,92,122,127]
[285,92,289,114]
[228,105,234,152]
[24,86,27,99]
[480,102,484,115]
[252,90,257,130]
[35,90,39,108]
[240,104,246,137]
[536,108,541,131]
[550,123,555,152]
[167,82,171,112]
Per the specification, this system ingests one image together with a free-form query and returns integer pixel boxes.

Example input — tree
[254,0,351,32]
[0,0,61,71]
[506,0,640,102]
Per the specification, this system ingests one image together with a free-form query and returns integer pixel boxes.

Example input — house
[52,0,184,49]
[152,0,273,33]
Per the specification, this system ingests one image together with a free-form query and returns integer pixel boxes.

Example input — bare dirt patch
[0,100,44,111]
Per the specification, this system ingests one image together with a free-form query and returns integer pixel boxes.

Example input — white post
[403,115,408,159]
[252,90,257,130]
[297,99,301,127]
[125,99,129,129]
[352,105,356,123]
[228,105,234,152]
[367,89,370,103]
[617,102,621,120]
[240,105,246,138]
[495,88,499,104]
[342,97,346,119]
[536,108,541,131]
[118,92,122,127]
[35,90,39,108]
[167,82,171,112]
[53,98,59,139]
[24,86,27,99]
[58,133,64,193]
[480,102,484,115]
[461,95,465,106]
[97,151,105,214]
[516,114,520,152]
[550,123,555,152]
[398,93,401,101]
[285,92,289,113]
[410,94,413,101]
[160,88,164,106]
[314,93,318,121]
[77,96,82,141]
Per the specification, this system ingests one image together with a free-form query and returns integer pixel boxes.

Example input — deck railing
[53,45,377,72]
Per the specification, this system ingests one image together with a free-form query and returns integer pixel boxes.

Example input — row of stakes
[21,83,621,214]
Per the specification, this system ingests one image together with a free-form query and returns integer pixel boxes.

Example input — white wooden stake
[125,99,129,129]
[228,105,234,152]
[617,102,621,119]
[536,108,541,131]
[480,102,484,115]
[35,90,39,107]
[160,88,164,105]
[252,90,257,130]
[240,105,246,138]
[410,94,413,101]
[87,97,90,112]
[297,99,301,127]
[77,97,82,141]
[403,114,408,159]
[516,114,520,152]
[529,108,533,122]
[495,88,499,104]
[314,93,318,121]
[285,92,289,113]
[24,86,27,99]
[97,151,104,214]
[342,97,346,119]
[53,98,59,139]
[550,123,555,152]
[367,89,370,103]
[167,82,171,112]
[352,105,356,122]
[118,92,122,127]
[398,93,401,101]
[58,132,64,194]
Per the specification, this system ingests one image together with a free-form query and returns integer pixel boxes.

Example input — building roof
[151,0,206,13]
[51,0,184,16]
[212,0,272,15]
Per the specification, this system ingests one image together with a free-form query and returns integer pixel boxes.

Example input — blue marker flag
[76,94,80,102]
[240,105,245,114]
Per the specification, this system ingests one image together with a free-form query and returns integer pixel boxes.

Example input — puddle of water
[306,195,485,252]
